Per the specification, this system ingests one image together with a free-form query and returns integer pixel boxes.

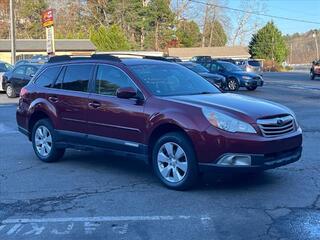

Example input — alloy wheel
[228,80,237,91]
[6,85,13,97]
[35,125,52,157]
[157,142,188,183]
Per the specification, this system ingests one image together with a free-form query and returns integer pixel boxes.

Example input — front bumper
[242,79,264,87]
[199,146,302,172]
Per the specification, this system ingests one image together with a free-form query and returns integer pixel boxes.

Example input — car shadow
[60,149,153,178]
[59,149,278,191]
[198,170,278,191]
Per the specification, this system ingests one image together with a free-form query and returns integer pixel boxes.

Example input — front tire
[246,86,257,91]
[310,71,315,80]
[152,132,198,190]
[32,119,65,162]
[227,78,240,91]
[6,84,16,98]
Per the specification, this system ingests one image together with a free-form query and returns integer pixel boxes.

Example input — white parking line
[2,215,196,224]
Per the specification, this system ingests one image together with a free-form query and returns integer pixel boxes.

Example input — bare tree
[230,0,266,46]
[201,4,209,47]
[172,0,191,27]
[200,0,229,47]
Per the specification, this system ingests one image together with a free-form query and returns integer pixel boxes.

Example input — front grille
[257,115,296,137]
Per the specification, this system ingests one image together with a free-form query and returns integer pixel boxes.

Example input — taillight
[20,87,28,97]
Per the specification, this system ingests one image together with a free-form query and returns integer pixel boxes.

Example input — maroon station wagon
[16,54,302,190]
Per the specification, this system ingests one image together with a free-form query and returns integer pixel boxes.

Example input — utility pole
[9,0,16,65]
[313,32,319,60]
[290,43,293,64]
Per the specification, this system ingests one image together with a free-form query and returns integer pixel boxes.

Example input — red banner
[42,9,54,28]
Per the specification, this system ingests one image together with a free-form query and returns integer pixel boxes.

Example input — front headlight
[242,76,252,80]
[202,108,256,133]
[290,112,300,128]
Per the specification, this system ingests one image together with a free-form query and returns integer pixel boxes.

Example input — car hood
[167,93,292,122]
[199,72,224,79]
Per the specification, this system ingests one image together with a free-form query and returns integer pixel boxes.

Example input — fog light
[217,154,251,166]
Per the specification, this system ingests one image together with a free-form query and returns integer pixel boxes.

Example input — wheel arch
[147,122,195,164]
[228,75,240,83]
[28,111,52,140]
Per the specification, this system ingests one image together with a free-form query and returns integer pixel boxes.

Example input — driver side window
[95,65,136,96]
[210,63,218,72]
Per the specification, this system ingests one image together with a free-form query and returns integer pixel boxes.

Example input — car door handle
[88,101,101,108]
[48,96,58,103]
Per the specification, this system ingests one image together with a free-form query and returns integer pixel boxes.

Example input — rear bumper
[199,146,302,172]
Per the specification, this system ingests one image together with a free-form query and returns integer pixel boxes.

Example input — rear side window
[35,66,61,88]
[62,64,93,92]
[95,65,136,96]
[248,60,261,67]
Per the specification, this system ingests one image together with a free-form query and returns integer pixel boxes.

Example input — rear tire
[227,78,240,91]
[32,119,65,162]
[6,84,16,98]
[152,132,198,190]
[246,86,257,91]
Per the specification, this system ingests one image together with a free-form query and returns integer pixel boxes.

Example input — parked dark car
[16,54,302,190]
[0,61,13,91]
[310,60,320,80]
[198,60,264,91]
[143,56,182,62]
[2,63,41,98]
[15,59,31,66]
[179,62,227,90]
[190,56,212,62]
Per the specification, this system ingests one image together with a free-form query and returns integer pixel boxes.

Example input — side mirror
[30,74,35,78]
[116,87,137,99]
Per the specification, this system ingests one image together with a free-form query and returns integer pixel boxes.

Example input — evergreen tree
[145,0,175,50]
[176,20,201,47]
[249,21,288,63]
[90,25,131,51]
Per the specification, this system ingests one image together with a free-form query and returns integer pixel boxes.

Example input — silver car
[238,60,262,75]
[0,61,13,91]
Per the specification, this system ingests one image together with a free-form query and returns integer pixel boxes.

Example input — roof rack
[48,54,121,63]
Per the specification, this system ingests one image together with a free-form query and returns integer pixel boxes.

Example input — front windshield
[185,63,209,73]
[219,61,243,72]
[129,64,220,96]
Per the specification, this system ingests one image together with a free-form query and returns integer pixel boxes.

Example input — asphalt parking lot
[0,72,319,240]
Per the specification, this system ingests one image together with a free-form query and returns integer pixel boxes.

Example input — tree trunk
[209,22,214,47]
[140,28,145,50]
[155,20,159,51]
[201,5,209,47]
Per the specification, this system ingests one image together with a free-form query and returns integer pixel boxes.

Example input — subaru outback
[16,54,302,190]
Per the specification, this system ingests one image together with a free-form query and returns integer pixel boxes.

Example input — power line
[189,0,320,25]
